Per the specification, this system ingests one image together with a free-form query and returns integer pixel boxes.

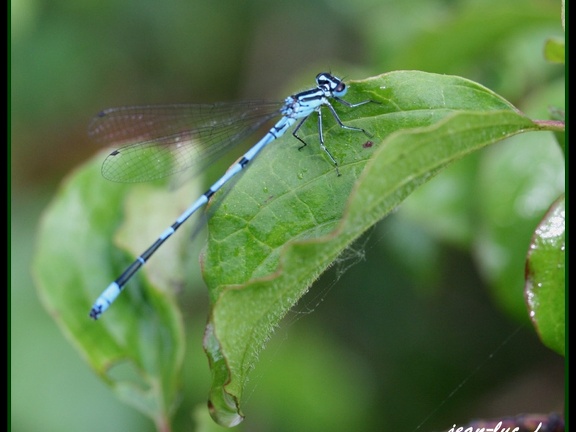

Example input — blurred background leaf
[13,0,564,431]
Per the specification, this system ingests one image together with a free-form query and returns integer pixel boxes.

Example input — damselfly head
[315,72,347,97]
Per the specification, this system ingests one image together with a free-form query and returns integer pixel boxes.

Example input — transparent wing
[88,101,283,183]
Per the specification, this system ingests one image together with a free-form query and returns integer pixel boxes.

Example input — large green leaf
[201,71,545,425]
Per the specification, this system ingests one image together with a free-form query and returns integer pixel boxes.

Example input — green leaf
[33,156,187,428]
[201,71,544,425]
[525,195,565,355]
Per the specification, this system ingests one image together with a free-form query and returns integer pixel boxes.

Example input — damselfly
[89,72,375,319]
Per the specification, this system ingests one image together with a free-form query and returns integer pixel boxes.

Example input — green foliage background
[12,0,564,431]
